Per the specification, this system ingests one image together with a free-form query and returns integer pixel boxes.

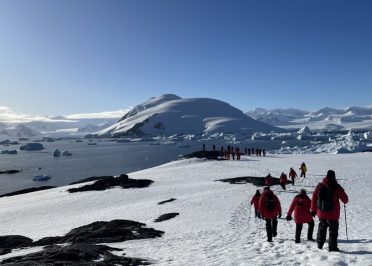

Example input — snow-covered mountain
[246,106,372,131]
[96,94,284,138]
[0,108,127,138]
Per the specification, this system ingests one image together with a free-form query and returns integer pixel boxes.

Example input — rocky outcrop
[217,176,280,186]
[0,244,149,265]
[0,219,164,262]
[34,219,164,246]
[154,213,179,223]
[0,169,21,175]
[184,150,223,160]
[0,235,33,255]
[0,150,17,155]
[19,143,44,151]
[0,186,55,198]
[68,174,153,193]
[158,198,177,205]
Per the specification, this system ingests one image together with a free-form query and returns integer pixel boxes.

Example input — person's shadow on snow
[338,239,372,255]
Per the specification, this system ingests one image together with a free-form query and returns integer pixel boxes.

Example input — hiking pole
[344,204,349,242]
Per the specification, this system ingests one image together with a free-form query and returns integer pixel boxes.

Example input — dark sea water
[0,138,283,194]
[0,139,197,194]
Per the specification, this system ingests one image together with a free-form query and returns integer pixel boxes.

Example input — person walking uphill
[259,187,282,242]
[300,162,307,178]
[265,174,274,188]
[250,190,261,218]
[311,170,348,252]
[286,189,314,243]
[279,172,288,190]
[289,167,298,185]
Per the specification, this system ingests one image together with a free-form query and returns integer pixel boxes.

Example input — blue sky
[0,0,371,115]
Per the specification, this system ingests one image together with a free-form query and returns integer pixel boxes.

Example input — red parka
[265,176,273,186]
[250,194,261,209]
[311,177,348,220]
[289,169,297,178]
[287,193,313,224]
[259,190,281,219]
[279,173,288,184]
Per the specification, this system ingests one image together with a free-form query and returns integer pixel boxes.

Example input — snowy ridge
[96,94,284,138]
[246,106,372,131]
[0,154,371,265]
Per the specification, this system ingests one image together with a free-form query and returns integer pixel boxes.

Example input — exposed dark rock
[0,244,149,265]
[217,176,280,186]
[0,186,55,198]
[0,150,17,155]
[154,213,179,223]
[0,235,33,255]
[34,219,164,246]
[19,143,44,151]
[0,169,21,175]
[184,150,223,160]
[158,198,177,205]
[68,174,153,193]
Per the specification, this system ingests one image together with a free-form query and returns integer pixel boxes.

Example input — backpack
[265,193,275,211]
[317,184,334,212]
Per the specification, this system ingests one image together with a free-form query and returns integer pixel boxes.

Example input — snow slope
[246,106,372,131]
[97,94,284,137]
[0,153,371,265]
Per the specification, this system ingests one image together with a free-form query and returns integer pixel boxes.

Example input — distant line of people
[202,144,266,160]
[251,169,348,252]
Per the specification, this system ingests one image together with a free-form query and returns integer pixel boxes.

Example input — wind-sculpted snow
[0,154,371,265]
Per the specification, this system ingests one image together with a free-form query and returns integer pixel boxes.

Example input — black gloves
[311,211,316,217]
[286,215,292,221]
[278,213,282,218]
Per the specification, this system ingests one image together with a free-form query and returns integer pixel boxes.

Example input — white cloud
[0,106,129,124]
[65,109,129,120]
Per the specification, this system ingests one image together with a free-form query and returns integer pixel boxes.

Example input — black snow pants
[254,208,261,218]
[265,218,278,242]
[317,219,339,250]
[295,220,314,242]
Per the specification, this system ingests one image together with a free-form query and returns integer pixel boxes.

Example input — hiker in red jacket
[286,189,314,243]
[311,170,349,252]
[289,167,298,185]
[259,187,282,242]
[265,174,274,188]
[250,189,261,218]
[279,172,288,190]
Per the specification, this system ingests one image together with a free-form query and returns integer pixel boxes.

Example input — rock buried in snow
[154,213,180,223]
[68,174,153,193]
[34,219,164,246]
[69,175,114,185]
[158,198,177,205]
[0,244,149,265]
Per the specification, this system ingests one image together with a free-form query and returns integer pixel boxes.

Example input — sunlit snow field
[0,152,371,265]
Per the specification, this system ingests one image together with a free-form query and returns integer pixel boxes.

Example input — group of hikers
[250,168,348,252]
[203,144,266,160]
[271,162,307,190]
